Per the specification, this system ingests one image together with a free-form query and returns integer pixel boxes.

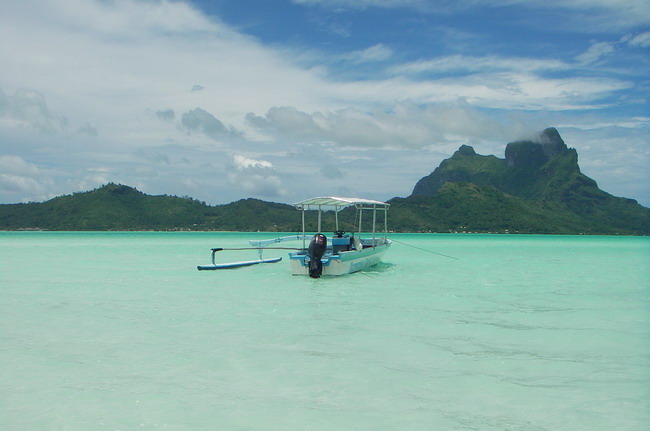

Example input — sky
[1,0,649,207]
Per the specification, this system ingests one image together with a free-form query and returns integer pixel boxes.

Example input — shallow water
[1,232,648,430]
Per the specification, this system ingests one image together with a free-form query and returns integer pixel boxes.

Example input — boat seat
[332,236,351,254]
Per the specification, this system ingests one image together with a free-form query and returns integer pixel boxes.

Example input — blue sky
[1,0,649,206]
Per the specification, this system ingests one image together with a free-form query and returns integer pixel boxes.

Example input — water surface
[1,232,648,430]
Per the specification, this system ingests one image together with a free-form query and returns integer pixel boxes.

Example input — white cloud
[294,0,650,30]
[391,55,569,76]
[555,116,650,131]
[0,0,635,141]
[233,155,274,170]
[576,41,616,65]
[181,108,238,140]
[0,0,330,140]
[560,126,650,205]
[155,109,175,122]
[0,174,44,197]
[292,0,430,10]
[227,155,286,198]
[0,155,40,177]
[0,0,647,207]
[626,32,650,48]
[247,102,519,149]
[327,72,631,111]
[534,0,650,29]
[0,155,53,201]
[344,44,394,63]
[0,89,68,133]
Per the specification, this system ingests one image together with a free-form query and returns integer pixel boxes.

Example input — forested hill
[0,184,301,231]
[1,128,649,234]
[388,128,650,234]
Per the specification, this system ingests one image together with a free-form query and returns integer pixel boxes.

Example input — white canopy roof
[294,196,389,211]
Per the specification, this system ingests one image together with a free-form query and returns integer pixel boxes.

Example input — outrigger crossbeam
[197,235,308,270]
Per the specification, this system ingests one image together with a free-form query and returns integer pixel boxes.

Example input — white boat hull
[289,240,391,276]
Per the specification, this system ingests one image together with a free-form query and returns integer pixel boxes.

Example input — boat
[288,197,391,277]
[197,196,391,278]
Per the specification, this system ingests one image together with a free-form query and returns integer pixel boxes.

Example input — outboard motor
[308,233,327,278]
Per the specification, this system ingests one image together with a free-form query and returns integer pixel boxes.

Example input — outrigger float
[197,197,391,278]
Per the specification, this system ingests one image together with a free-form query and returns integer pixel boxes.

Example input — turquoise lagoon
[1,232,648,430]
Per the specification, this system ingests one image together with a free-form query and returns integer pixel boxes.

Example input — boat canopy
[294,196,389,211]
[294,196,390,241]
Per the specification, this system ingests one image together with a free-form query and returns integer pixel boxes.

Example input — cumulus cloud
[156,109,175,122]
[0,89,68,133]
[315,70,630,112]
[1,0,637,138]
[247,102,541,149]
[233,155,273,169]
[0,0,647,206]
[0,0,331,140]
[558,125,650,205]
[181,108,238,140]
[0,155,40,177]
[0,174,46,198]
[246,107,321,139]
[227,155,285,197]
[0,155,52,201]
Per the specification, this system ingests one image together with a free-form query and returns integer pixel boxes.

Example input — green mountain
[389,128,650,234]
[1,128,648,234]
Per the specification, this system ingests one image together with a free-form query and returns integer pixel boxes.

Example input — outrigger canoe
[197,197,391,278]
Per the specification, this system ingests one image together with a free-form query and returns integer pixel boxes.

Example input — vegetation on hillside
[1,129,648,234]
[403,128,650,234]
[0,184,290,231]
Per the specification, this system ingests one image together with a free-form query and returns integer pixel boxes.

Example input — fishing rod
[390,239,459,260]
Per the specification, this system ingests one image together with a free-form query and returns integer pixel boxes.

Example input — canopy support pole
[317,205,322,233]
[302,208,306,249]
[358,205,363,236]
[384,209,388,240]
[372,204,377,247]
[335,206,339,231]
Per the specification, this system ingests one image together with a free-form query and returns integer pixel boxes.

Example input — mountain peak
[539,126,564,145]
[455,145,477,156]
[538,127,568,159]
[411,127,582,199]
[98,183,142,196]
[400,127,650,234]
[505,127,569,169]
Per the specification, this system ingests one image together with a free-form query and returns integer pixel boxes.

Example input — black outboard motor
[308,233,327,278]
